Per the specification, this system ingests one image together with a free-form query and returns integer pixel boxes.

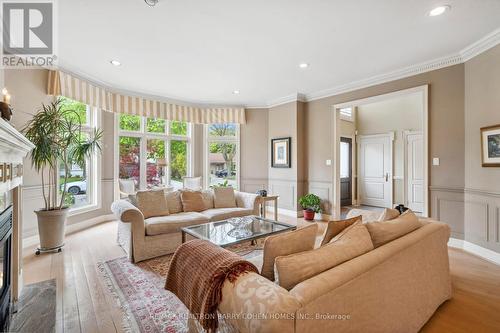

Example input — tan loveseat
[218,220,452,333]
[111,190,260,262]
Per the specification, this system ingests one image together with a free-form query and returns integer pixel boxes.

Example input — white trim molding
[251,28,500,109]
[448,237,500,266]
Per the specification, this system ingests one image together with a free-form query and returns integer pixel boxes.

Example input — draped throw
[47,70,246,124]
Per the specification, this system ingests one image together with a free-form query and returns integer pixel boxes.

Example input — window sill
[68,203,101,217]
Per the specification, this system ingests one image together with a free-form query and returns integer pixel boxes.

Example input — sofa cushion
[165,191,183,214]
[145,212,209,236]
[366,210,422,247]
[214,187,237,208]
[201,208,254,221]
[320,215,361,246]
[275,222,373,290]
[377,208,400,221]
[181,190,206,212]
[136,190,169,219]
[261,224,318,281]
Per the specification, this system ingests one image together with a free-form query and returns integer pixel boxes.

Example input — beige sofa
[111,190,260,262]
[218,220,452,333]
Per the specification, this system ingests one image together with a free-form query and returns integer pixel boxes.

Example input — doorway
[340,137,353,206]
[332,85,429,218]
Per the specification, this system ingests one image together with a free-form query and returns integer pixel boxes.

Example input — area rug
[99,243,263,333]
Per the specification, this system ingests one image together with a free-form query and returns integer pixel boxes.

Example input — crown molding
[460,28,500,62]
[262,28,500,107]
[265,93,306,108]
[305,53,463,102]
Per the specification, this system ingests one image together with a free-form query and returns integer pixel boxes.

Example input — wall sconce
[0,88,12,122]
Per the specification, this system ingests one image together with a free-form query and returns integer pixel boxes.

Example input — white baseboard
[22,214,115,250]
[266,206,301,218]
[448,237,500,266]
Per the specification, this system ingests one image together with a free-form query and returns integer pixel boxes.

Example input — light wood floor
[22,216,500,333]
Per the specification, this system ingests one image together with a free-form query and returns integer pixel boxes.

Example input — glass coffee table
[181,216,296,247]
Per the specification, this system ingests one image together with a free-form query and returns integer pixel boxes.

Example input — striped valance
[47,70,246,124]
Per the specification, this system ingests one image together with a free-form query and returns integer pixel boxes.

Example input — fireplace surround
[0,205,12,330]
[0,117,35,329]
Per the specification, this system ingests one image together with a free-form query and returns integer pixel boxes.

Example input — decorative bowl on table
[227,217,253,238]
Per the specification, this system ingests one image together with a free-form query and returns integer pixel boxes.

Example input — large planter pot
[303,210,315,221]
[35,207,68,253]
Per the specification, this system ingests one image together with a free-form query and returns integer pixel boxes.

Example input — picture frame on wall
[481,124,500,167]
[271,137,291,168]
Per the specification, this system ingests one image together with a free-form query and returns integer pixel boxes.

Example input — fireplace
[0,205,12,330]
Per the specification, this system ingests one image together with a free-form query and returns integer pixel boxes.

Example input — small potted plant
[299,194,322,221]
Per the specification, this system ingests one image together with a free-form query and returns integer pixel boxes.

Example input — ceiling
[57,0,500,107]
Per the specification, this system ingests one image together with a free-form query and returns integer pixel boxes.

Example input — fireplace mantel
[0,118,34,303]
[0,118,34,195]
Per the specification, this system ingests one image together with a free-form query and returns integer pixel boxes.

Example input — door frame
[357,132,394,209]
[340,136,354,206]
[332,85,429,218]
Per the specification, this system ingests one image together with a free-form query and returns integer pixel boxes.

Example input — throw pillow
[201,189,215,210]
[181,190,206,212]
[366,210,422,247]
[377,208,400,222]
[214,187,237,208]
[261,224,318,281]
[136,190,169,219]
[320,215,362,246]
[165,191,183,214]
[275,222,374,290]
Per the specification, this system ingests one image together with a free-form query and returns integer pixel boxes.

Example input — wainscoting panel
[307,181,333,214]
[20,179,115,241]
[464,189,500,253]
[430,187,465,239]
[268,180,296,211]
[240,178,267,194]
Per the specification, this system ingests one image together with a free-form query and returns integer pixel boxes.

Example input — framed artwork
[481,124,500,167]
[271,137,291,168]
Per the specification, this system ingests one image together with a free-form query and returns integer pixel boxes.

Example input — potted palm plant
[23,98,102,254]
[299,193,322,221]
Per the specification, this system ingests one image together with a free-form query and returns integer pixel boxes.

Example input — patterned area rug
[99,243,263,333]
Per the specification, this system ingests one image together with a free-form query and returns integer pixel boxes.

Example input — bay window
[58,96,101,211]
[118,115,192,191]
[205,123,240,189]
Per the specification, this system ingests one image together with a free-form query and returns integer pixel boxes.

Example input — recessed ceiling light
[110,60,121,66]
[232,90,240,94]
[429,5,450,16]
[299,63,309,69]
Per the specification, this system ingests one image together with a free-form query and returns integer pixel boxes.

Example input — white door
[358,134,393,208]
[406,132,424,213]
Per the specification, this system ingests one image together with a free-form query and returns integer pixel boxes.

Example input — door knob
[385,173,389,182]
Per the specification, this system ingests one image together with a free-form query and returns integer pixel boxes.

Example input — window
[58,97,100,210]
[339,107,354,122]
[205,123,240,189]
[118,115,192,191]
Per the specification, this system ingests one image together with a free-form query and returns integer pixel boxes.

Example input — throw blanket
[165,239,258,332]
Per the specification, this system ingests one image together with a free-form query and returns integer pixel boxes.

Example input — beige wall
[268,101,306,212]
[357,93,423,204]
[5,69,116,240]
[240,109,268,193]
[464,44,500,253]
[306,64,465,230]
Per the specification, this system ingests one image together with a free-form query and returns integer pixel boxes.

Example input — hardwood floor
[21,217,500,333]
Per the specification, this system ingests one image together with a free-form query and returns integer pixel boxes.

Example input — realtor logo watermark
[1,0,57,68]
